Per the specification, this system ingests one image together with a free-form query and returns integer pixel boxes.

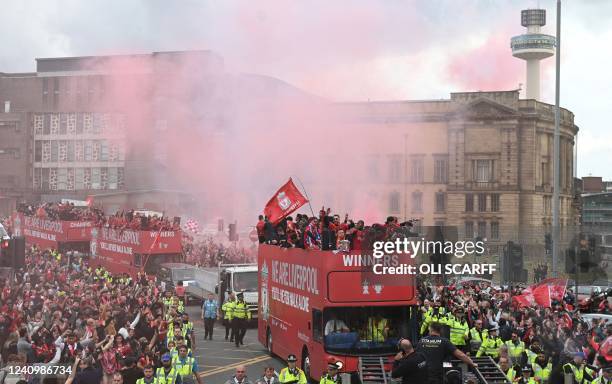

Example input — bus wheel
[301,348,311,380]
[266,328,273,356]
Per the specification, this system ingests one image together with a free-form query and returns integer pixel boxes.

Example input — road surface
[187,306,286,383]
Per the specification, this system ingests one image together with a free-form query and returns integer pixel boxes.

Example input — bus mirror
[214,286,219,294]
[308,321,311,330]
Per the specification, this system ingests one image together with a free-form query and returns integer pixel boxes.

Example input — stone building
[333,90,578,277]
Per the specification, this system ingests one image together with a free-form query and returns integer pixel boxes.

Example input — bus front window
[323,306,411,355]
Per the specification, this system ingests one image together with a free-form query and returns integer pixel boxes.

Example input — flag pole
[294,177,316,218]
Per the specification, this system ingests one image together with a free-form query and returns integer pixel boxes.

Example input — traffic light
[577,236,599,273]
[503,241,525,282]
[11,236,25,269]
[0,238,10,268]
[544,233,552,254]
[565,247,576,274]
[228,223,238,242]
[0,236,25,269]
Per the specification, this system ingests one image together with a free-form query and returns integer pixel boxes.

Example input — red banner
[91,227,182,256]
[12,213,92,248]
[513,278,567,308]
[264,178,308,224]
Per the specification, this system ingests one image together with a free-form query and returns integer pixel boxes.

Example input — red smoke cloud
[447,32,523,92]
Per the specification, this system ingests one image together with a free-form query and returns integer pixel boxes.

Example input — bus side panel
[258,245,320,363]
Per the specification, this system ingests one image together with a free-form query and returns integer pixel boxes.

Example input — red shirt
[256,220,265,236]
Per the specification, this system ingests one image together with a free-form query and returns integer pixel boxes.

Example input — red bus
[11,212,92,254]
[89,226,183,276]
[257,245,418,381]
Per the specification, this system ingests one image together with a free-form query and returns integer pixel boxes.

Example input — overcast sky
[1,0,610,178]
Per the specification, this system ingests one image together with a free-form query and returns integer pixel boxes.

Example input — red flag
[85,195,94,207]
[538,278,568,302]
[264,178,308,224]
[532,284,551,307]
[512,294,533,308]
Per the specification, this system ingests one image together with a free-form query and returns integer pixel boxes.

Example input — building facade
[0,51,223,215]
[334,90,578,277]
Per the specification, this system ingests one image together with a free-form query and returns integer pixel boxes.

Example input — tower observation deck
[511,9,556,100]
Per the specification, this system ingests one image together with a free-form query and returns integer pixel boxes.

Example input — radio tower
[511,9,556,100]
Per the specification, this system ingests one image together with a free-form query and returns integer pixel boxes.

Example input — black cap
[328,362,340,370]
[287,354,297,362]
[521,366,533,373]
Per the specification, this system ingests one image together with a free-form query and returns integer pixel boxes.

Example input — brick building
[0,50,223,214]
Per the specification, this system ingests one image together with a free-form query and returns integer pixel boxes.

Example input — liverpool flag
[264,178,308,224]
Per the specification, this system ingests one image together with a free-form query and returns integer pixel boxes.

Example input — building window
[75,168,84,190]
[478,193,487,212]
[56,168,67,190]
[477,221,487,238]
[412,191,423,213]
[49,168,57,190]
[473,159,494,182]
[389,191,400,213]
[434,157,448,183]
[53,77,60,109]
[465,221,474,239]
[84,140,93,161]
[67,168,74,190]
[50,114,59,135]
[435,192,446,213]
[33,115,44,135]
[34,141,42,162]
[410,157,424,183]
[465,194,474,212]
[434,220,445,228]
[42,78,49,104]
[491,222,500,240]
[117,168,124,188]
[33,168,41,190]
[491,194,500,212]
[67,113,76,135]
[60,114,67,135]
[58,141,67,162]
[67,141,75,162]
[91,168,101,189]
[42,168,49,190]
[541,162,549,186]
[389,154,402,182]
[92,140,100,161]
[101,167,108,189]
[100,141,109,161]
[50,140,58,162]
[108,167,118,189]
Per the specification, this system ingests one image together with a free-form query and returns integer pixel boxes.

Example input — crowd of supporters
[182,235,255,267]
[0,246,201,384]
[16,202,179,232]
[256,208,416,251]
[403,278,612,384]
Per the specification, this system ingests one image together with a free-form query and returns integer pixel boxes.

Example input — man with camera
[391,338,428,384]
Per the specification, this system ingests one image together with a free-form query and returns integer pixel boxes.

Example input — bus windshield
[323,306,413,355]
[233,271,258,292]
